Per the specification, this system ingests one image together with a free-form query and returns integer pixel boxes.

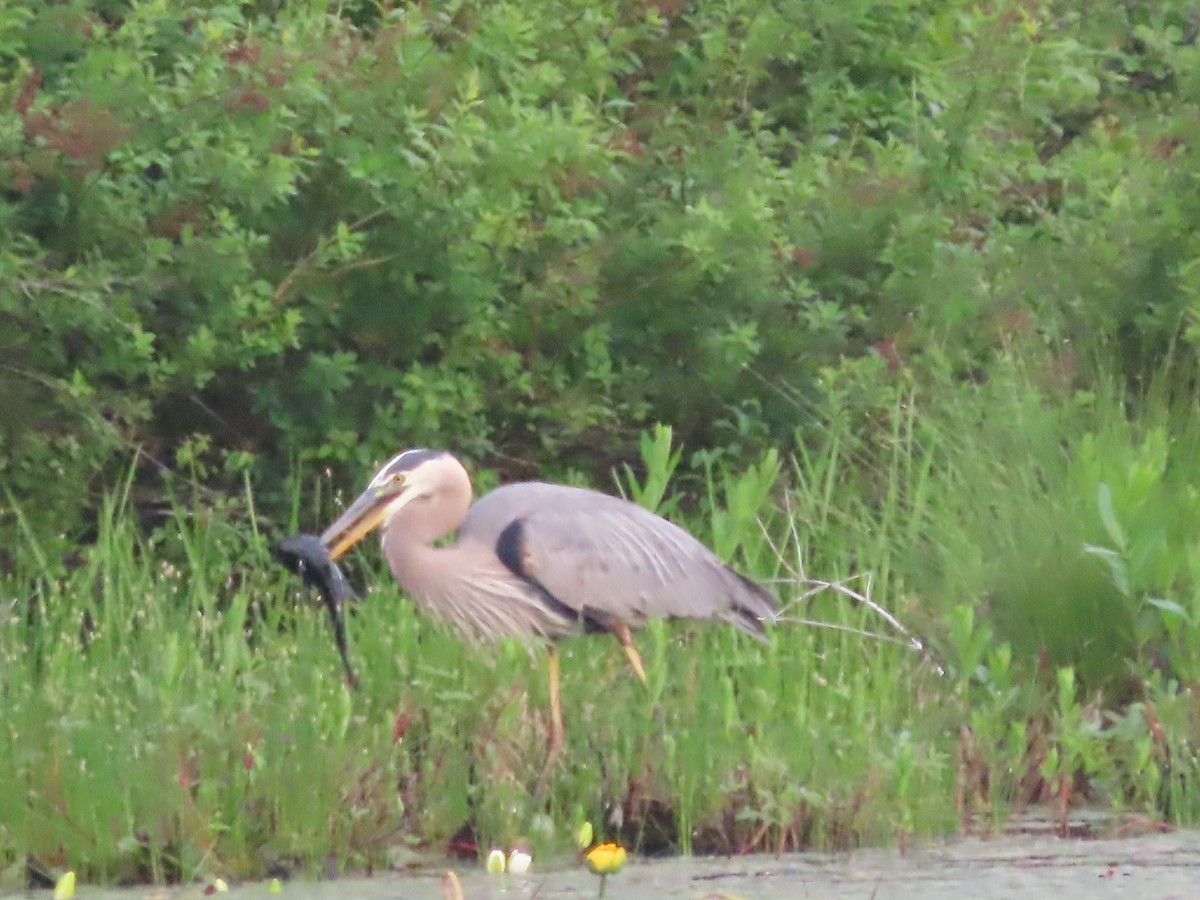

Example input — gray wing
[458,482,777,638]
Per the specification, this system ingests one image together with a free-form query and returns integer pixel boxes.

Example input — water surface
[24,827,1200,900]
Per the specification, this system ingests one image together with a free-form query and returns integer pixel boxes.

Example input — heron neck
[378,495,470,602]
[380,525,450,599]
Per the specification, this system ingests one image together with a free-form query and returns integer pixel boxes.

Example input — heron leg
[612,623,647,685]
[545,644,565,762]
[531,646,567,799]
[532,646,565,800]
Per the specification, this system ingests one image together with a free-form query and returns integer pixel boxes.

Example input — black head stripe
[390,448,446,470]
[370,449,448,487]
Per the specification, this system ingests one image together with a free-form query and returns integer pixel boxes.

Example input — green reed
[5,374,1200,884]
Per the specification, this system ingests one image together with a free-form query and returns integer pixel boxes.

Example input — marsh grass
[6,372,1200,883]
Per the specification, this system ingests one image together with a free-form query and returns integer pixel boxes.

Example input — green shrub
[5,0,1200,559]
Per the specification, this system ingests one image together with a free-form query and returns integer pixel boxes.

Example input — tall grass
[5,365,1200,883]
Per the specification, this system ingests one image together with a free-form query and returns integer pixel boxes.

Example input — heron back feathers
[460,482,778,638]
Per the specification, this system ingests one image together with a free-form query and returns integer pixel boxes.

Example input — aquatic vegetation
[441,871,464,900]
[6,384,1200,884]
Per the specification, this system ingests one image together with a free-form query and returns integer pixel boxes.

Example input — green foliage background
[6,0,1200,546]
[9,0,1200,881]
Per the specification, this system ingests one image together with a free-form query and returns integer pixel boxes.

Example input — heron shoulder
[459,481,670,542]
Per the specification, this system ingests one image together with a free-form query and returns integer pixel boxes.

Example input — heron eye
[392,473,404,484]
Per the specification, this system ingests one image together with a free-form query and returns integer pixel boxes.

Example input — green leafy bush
[5,0,1200,556]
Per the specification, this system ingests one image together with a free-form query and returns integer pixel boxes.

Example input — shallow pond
[21,824,1200,900]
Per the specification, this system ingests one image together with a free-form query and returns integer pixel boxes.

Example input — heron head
[320,449,450,559]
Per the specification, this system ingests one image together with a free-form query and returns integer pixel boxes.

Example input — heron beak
[320,479,413,560]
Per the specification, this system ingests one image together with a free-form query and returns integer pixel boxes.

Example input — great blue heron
[318,448,778,754]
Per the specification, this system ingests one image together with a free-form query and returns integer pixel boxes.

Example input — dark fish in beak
[276,533,359,689]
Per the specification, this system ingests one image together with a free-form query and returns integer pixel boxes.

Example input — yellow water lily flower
[585,842,627,898]
[584,842,627,875]
[576,820,594,849]
[53,871,76,900]
[485,848,507,875]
